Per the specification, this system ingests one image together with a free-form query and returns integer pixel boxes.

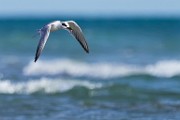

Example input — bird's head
[62,22,72,30]
[61,22,66,26]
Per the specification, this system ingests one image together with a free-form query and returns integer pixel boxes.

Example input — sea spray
[24,59,180,78]
[0,78,102,94]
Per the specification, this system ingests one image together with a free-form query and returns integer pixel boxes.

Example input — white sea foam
[23,59,180,78]
[145,60,180,77]
[23,59,141,78]
[0,78,102,94]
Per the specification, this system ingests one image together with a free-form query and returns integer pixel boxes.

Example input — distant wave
[23,59,180,78]
[0,78,102,94]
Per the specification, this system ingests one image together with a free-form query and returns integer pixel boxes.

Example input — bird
[34,20,89,62]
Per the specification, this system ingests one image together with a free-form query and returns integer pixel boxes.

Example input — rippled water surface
[0,18,180,120]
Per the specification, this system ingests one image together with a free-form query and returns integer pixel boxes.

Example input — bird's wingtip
[86,49,89,53]
[34,57,38,63]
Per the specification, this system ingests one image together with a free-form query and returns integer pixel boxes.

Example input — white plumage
[34,20,89,62]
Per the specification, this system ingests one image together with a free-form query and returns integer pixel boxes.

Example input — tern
[34,20,89,62]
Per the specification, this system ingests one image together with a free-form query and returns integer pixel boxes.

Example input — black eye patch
[62,23,67,26]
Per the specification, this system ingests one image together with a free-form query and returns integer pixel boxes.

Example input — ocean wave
[23,59,180,78]
[0,78,102,94]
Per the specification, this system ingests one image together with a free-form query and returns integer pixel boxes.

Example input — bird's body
[48,21,62,31]
[34,20,89,62]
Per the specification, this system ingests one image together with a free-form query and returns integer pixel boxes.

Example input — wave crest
[23,59,141,78]
[0,78,102,94]
[23,59,180,78]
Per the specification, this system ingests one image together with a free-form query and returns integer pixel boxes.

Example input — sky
[0,0,180,18]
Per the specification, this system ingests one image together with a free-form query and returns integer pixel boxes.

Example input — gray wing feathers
[34,26,51,62]
[67,21,89,53]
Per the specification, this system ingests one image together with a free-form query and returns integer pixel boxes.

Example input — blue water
[0,18,180,120]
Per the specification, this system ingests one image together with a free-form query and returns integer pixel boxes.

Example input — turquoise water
[0,18,180,120]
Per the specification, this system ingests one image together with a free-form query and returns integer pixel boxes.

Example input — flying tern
[34,20,89,62]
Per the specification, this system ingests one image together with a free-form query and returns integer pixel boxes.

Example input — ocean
[0,18,180,120]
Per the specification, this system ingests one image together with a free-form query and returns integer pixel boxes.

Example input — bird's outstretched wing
[34,25,51,62]
[64,21,89,53]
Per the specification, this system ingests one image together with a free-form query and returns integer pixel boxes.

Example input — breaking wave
[23,59,180,78]
[0,77,102,94]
